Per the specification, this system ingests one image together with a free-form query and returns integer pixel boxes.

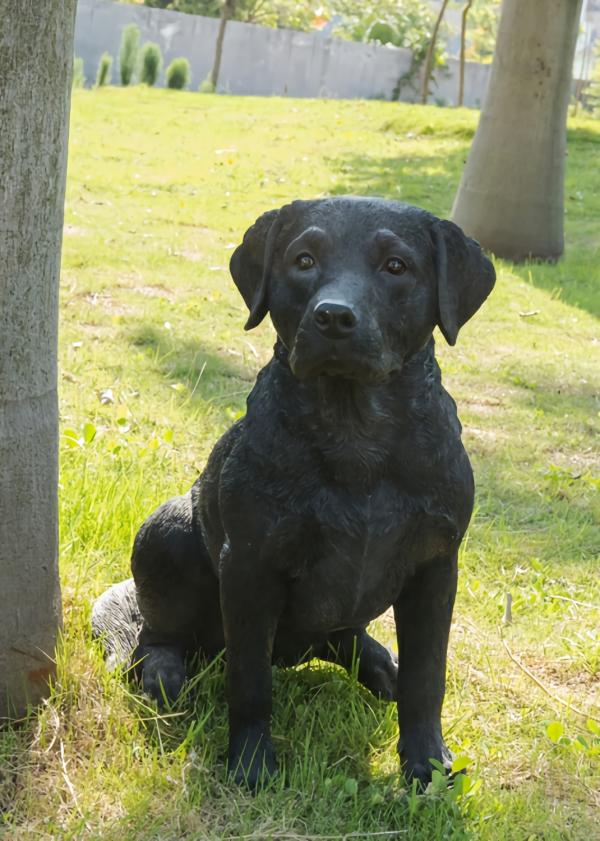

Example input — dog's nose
[313,301,358,339]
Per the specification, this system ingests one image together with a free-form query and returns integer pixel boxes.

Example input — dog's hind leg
[131,491,224,706]
[91,577,187,704]
[319,627,398,701]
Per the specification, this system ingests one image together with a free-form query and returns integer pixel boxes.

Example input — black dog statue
[93,197,495,789]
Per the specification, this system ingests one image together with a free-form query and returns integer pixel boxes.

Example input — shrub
[199,75,215,93]
[72,56,86,89]
[119,24,140,86]
[95,52,113,87]
[140,42,163,86]
[166,58,190,90]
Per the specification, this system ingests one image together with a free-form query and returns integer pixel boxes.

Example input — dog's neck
[273,338,440,407]
[271,338,441,484]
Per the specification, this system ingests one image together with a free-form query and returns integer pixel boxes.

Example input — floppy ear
[433,219,496,346]
[229,208,282,330]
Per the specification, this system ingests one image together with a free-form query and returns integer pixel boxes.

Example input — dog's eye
[385,257,408,276]
[296,253,315,271]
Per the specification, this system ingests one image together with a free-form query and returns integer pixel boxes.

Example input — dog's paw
[228,726,277,790]
[359,646,398,701]
[138,646,186,707]
[398,730,453,790]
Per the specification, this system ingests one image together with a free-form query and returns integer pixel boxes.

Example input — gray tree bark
[451,0,583,261]
[420,0,450,104]
[210,0,236,90]
[0,0,77,719]
[458,0,473,108]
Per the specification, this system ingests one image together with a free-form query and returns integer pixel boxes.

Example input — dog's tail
[91,578,142,671]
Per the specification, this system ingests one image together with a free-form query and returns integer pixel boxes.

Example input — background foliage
[128,0,503,65]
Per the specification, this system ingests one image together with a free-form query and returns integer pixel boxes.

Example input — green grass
[2,88,599,839]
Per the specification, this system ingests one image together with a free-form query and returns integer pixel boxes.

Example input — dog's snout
[313,301,358,339]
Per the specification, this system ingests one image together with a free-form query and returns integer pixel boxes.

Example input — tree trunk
[451,0,583,261]
[0,0,77,719]
[420,0,450,105]
[458,0,473,107]
[210,0,236,90]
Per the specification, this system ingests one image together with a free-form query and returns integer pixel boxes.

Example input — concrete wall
[433,58,491,109]
[74,0,490,107]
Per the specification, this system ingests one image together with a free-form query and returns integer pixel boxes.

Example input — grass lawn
[1,88,599,839]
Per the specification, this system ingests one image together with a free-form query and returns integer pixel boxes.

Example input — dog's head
[230,197,495,383]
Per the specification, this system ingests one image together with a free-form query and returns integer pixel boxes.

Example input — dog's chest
[276,479,451,633]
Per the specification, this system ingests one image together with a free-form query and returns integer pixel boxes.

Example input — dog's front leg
[393,553,457,788]
[220,548,284,789]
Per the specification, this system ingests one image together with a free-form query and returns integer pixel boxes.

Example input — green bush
[140,42,163,86]
[72,56,86,89]
[166,57,190,90]
[119,24,140,86]
[330,0,437,73]
[199,74,215,93]
[95,52,113,87]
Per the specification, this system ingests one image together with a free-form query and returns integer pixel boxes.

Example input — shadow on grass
[472,459,599,564]
[126,654,470,839]
[566,124,600,145]
[509,257,599,320]
[128,323,255,424]
[328,148,465,219]
[508,124,600,318]
[465,372,599,564]
[498,362,599,418]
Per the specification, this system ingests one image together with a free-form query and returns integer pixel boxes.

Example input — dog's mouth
[288,347,393,385]
[284,324,398,385]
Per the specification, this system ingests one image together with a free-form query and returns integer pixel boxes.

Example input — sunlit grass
[1,88,598,839]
